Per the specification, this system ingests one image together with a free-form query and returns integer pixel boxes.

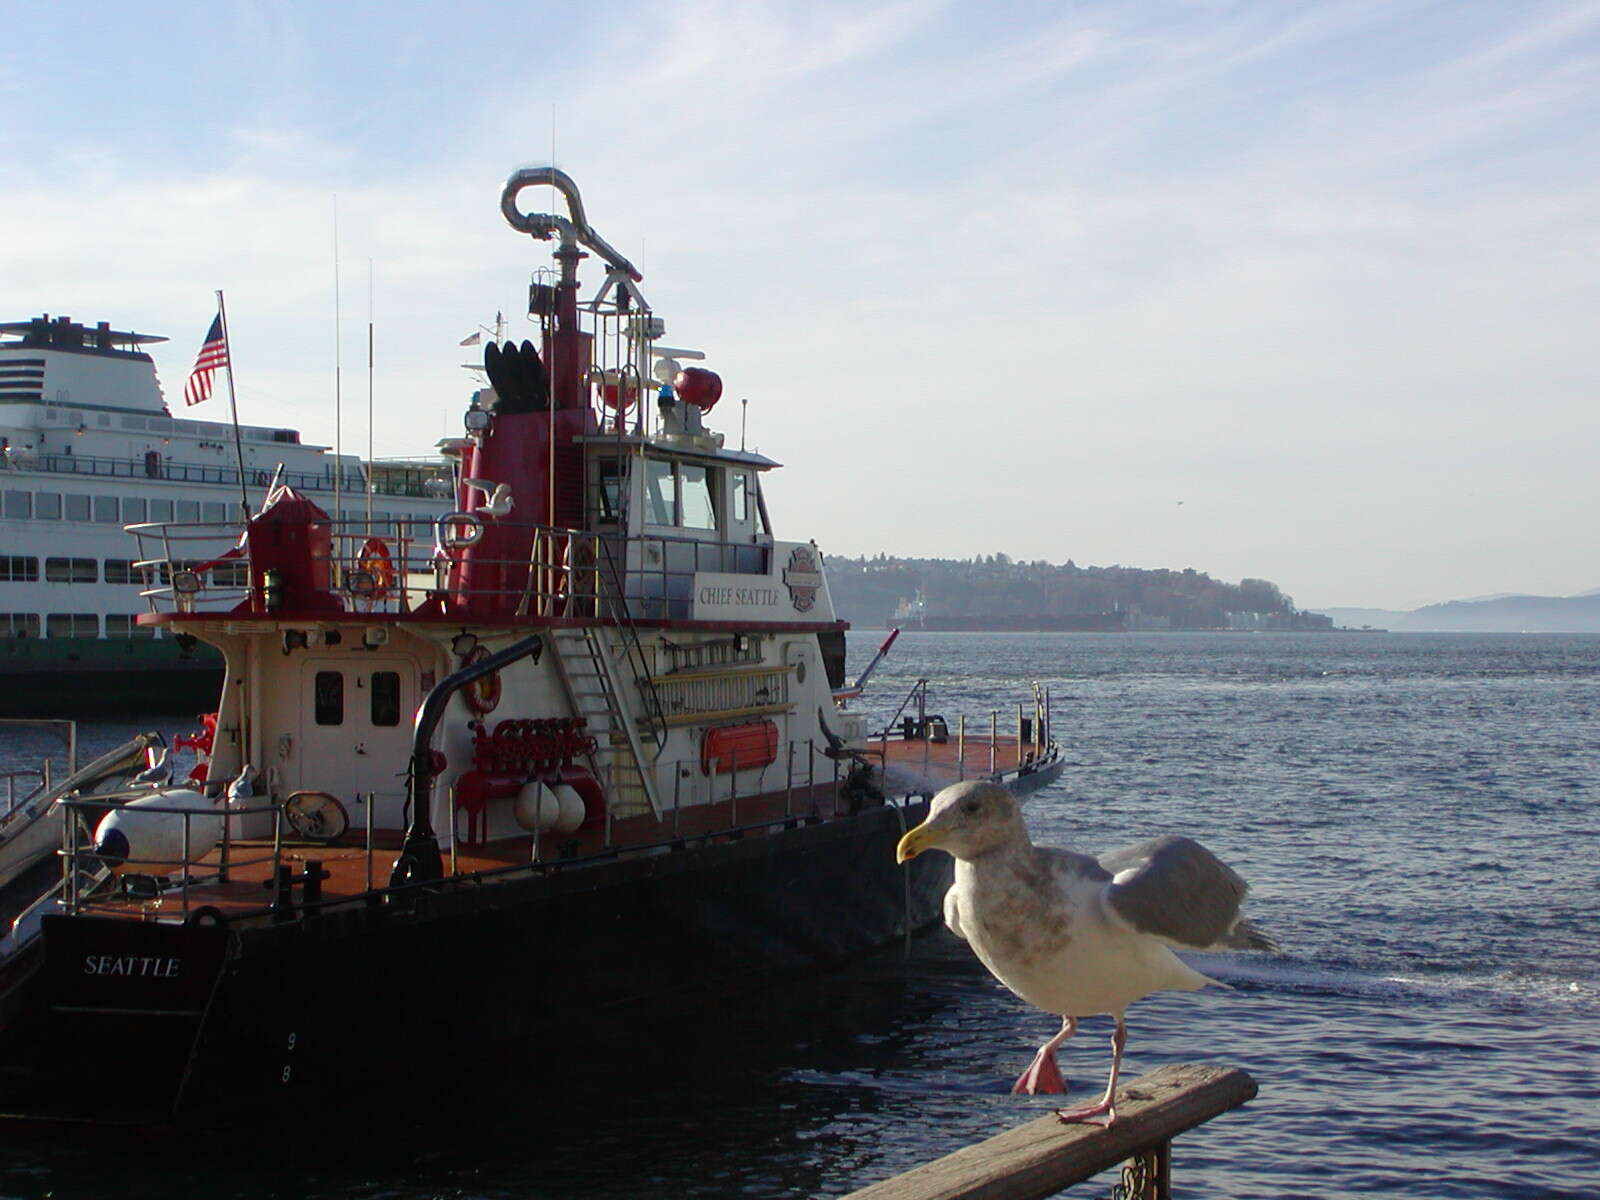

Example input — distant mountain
[1310,591,1600,633]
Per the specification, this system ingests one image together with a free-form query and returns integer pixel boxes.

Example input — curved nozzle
[501,166,643,283]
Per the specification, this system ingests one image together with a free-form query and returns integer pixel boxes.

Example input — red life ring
[462,644,502,715]
[358,537,395,599]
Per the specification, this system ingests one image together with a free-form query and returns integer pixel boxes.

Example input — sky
[3,0,1597,611]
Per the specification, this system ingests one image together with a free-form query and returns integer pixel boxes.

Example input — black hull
[0,800,949,1126]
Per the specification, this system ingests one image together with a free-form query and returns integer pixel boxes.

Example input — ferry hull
[0,799,950,1125]
[0,638,222,718]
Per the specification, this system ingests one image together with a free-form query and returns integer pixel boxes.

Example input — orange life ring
[358,537,395,598]
[462,644,502,714]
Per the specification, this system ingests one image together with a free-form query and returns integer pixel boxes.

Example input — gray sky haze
[4,1,1597,610]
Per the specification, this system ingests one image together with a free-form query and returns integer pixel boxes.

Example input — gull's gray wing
[1099,835,1249,949]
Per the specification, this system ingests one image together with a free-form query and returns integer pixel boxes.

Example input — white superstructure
[0,314,451,645]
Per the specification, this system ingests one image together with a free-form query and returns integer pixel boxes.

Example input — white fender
[93,788,222,874]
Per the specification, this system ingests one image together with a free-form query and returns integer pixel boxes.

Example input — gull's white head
[895,780,1027,863]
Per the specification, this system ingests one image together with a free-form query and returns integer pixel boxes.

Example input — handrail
[842,1063,1257,1200]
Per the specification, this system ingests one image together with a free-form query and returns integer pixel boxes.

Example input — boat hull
[0,799,950,1125]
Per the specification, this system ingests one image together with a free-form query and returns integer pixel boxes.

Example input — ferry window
[64,494,89,522]
[45,613,99,637]
[643,458,676,526]
[732,472,749,523]
[0,556,39,582]
[175,500,200,522]
[104,560,138,585]
[202,501,226,522]
[121,497,147,523]
[679,464,717,530]
[3,491,31,519]
[370,671,401,726]
[35,493,61,520]
[105,614,156,638]
[45,558,98,583]
[1,614,40,637]
[149,498,174,522]
[314,671,344,726]
[93,496,119,523]
[596,458,623,520]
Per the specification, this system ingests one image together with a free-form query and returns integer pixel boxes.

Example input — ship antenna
[216,290,251,522]
[333,195,345,539]
[366,258,375,537]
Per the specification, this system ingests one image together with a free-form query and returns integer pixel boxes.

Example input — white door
[298,657,417,828]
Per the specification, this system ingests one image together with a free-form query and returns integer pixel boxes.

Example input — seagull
[131,746,172,789]
[895,780,1275,1128]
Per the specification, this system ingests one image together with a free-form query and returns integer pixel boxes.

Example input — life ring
[461,644,502,714]
[437,511,484,550]
[357,537,395,598]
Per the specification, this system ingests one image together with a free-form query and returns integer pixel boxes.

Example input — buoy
[93,789,222,874]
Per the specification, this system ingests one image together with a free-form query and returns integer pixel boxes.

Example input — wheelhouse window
[643,458,676,526]
[732,471,750,523]
[93,496,119,523]
[679,464,717,530]
[595,457,623,521]
[3,491,31,519]
[149,498,174,522]
[0,556,38,582]
[63,494,89,521]
[35,493,61,520]
[370,671,401,727]
[314,671,344,726]
[121,497,147,524]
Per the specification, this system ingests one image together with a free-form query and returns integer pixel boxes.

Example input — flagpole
[215,290,252,522]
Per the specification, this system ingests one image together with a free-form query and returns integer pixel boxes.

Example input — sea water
[0,632,1595,1198]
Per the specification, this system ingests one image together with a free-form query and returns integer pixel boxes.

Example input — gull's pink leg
[1012,1016,1076,1095]
[1055,1016,1126,1128]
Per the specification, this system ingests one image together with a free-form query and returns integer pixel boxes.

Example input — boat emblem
[783,546,823,613]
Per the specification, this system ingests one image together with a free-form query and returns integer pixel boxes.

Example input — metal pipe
[500,167,643,283]
[390,632,543,885]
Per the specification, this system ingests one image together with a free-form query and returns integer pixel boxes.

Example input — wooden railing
[841,1064,1256,1200]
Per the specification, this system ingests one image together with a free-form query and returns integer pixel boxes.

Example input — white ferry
[0,315,452,715]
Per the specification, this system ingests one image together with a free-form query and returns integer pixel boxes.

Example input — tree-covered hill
[823,553,1333,632]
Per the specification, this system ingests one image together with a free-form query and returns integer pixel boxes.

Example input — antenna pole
[367,259,375,535]
[333,196,344,535]
[215,290,251,522]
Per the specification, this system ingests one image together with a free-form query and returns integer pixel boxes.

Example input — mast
[215,290,251,522]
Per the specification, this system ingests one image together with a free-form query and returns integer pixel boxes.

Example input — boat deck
[62,733,1054,927]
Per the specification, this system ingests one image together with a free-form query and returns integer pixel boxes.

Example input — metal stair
[547,626,664,819]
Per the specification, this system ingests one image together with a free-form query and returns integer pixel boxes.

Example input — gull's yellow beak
[895,821,945,864]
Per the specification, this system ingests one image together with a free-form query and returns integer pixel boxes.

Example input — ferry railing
[18,449,447,499]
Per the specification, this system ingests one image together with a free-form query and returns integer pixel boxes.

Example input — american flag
[183,313,228,406]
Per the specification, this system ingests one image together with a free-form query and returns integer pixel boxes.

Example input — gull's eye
[961,799,981,815]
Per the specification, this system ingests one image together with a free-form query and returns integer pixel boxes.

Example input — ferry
[0,168,1064,1126]
[0,314,452,714]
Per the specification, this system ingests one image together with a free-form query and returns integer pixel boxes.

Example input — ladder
[547,626,663,819]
